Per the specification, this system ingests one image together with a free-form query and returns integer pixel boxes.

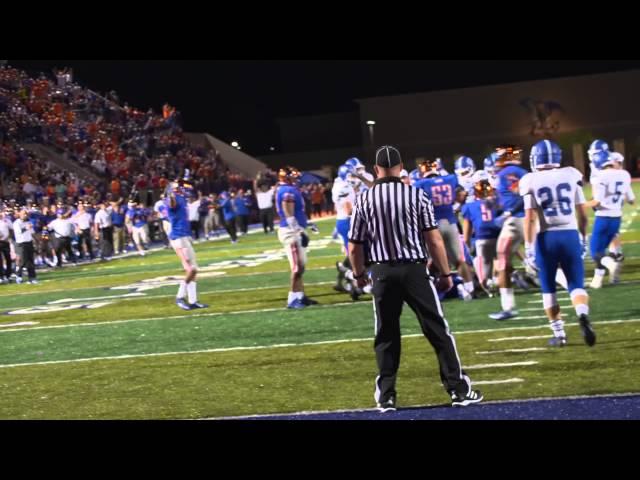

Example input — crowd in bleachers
[0,64,343,284]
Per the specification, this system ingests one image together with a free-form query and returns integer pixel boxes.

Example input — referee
[348,146,484,412]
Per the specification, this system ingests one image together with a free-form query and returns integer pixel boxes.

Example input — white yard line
[1,319,640,370]
[476,348,548,355]
[488,335,550,343]
[472,378,525,386]
[465,362,538,370]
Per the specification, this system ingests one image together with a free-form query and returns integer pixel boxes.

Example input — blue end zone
[239,394,640,420]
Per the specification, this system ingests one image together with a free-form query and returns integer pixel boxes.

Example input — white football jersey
[589,163,599,184]
[353,170,374,195]
[592,168,635,218]
[332,177,347,204]
[488,174,499,189]
[520,167,585,233]
[333,182,355,220]
[458,174,476,203]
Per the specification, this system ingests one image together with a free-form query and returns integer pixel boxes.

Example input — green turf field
[0,184,639,419]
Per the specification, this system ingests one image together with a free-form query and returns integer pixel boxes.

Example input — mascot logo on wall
[519,98,564,137]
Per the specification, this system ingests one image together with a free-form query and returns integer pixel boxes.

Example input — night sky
[9,60,640,155]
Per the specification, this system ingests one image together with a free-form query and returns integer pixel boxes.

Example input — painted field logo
[3,236,339,314]
[5,302,114,316]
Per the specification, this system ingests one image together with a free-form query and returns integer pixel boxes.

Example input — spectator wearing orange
[111,178,121,197]
[311,185,325,218]
[46,183,56,199]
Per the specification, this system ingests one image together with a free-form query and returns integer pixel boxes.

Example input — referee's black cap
[375,146,402,169]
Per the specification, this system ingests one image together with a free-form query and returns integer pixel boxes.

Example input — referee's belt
[370,259,428,266]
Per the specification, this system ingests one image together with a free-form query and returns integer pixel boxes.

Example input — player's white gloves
[580,235,587,260]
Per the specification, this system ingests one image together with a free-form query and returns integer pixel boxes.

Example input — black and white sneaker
[176,298,192,311]
[350,288,362,302]
[611,253,625,262]
[451,390,484,407]
[190,302,209,310]
[301,296,318,306]
[579,314,596,347]
[548,336,567,348]
[376,397,397,413]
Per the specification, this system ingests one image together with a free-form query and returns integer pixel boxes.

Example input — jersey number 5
[480,203,493,222]
[609,181,624,204]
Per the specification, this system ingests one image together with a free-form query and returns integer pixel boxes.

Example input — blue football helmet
[454,156,476,177]
[530,140,562,172]
[345,158,363,170]
[592,150,615,170]
[484,153,499,174]
[588,140,610,162]
[337,165,352,181]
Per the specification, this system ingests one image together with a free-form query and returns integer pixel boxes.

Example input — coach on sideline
[348,146,484,412]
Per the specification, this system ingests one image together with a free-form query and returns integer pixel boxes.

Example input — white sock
[500,288,515,312]
[295,292,305,301]
[550,319,566,338]
[594,268,606,278]
[601,256,617,274]
[575,304,589,317]
[464,282,475,294]
[610,245,622,255]
[542,293,558,310]
[187,282,197,304]
[288,292,297,304]
[177,281,187,300]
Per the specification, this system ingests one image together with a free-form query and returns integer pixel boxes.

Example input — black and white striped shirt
[348,177,438,264]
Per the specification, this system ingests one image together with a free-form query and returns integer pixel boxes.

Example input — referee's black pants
[370,263,471,404]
